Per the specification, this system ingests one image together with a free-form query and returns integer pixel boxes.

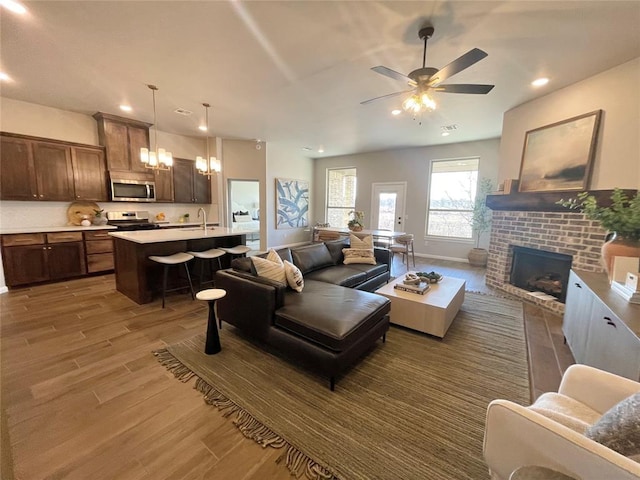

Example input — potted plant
[92,208,107,226]
[348,210,365,231]
[467,178,494,267]
[557,188,640,279]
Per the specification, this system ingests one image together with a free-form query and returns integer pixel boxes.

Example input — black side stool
[196,288,226,354]
[148,252,195,308]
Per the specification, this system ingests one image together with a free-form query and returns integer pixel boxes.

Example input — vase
[92,216,108,226]
[348,225,363,232]
[601,233,640,282]
[467,248,488,267]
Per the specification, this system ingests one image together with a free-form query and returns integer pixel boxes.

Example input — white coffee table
[375,273,466,338]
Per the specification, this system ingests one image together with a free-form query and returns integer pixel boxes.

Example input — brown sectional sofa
[215,239,391,390]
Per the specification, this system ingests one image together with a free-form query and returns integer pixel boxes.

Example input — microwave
[110,179,156,202]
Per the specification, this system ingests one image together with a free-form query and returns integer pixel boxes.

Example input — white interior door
[371,182,406,232]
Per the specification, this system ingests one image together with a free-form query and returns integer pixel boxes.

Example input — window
[326,167,356,227]
[426,158,479,239]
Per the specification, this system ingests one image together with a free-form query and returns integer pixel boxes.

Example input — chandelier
[140,84,173,171]
[402,89,436,115]
[196,103,221,177]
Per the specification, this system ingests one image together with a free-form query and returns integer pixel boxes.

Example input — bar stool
[186,248,225,288]
[148,252,195,308]
[196,288,226,354]
[219,244,251,262]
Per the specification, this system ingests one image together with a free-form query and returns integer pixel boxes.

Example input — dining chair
[390,234,415,270]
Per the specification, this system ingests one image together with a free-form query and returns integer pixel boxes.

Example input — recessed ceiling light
[0,0,27,14]
[0,72,11,82]
[531,77,549,87]
[318,147,325,153]
[391,109,401,116]
[119,105,132,112]
[441,132,450,137]
[198,125,207,132]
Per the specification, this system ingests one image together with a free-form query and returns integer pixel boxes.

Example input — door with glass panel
[371,182,406,232]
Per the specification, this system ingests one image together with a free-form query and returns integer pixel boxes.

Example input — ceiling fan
[361,25,494,114]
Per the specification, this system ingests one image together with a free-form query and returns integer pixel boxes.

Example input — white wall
[266,143,314,248]
[499,57,640,189]
[313,139,501,261]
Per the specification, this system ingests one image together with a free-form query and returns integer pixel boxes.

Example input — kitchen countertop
[0,225,117,235]
[109,226,257,244]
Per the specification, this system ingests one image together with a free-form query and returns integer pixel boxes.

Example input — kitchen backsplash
[0,201,220,228]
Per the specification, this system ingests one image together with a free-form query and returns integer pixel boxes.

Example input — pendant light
[140,84,173,171]
[196,102,221,176]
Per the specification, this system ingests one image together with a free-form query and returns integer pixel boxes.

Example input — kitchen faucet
[197,207,207,233]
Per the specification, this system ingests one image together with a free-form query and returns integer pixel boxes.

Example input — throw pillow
[251,249,286,284]
[585,392,640,458]
[284,260,304,292]
[342,248,377,265]
[350,233,373,249]
[234,214,253,223]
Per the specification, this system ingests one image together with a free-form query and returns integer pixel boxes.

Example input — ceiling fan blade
[360,89,414,105]
[427,48,488,86]
[371,66,416,86]
[434,84,495,94]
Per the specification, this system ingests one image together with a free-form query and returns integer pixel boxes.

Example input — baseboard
[413,252,469,263]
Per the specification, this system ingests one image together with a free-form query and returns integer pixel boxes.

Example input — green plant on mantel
[471,178,494,248]
[557,188,640,241]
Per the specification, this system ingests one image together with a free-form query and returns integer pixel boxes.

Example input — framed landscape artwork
[518,110,602,193]
[275,178,309,229]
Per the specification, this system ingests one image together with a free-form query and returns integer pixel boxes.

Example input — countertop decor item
[92,208,107,225]
[347,210,365,231]
[558,188,640,281]
[67,201,100,226]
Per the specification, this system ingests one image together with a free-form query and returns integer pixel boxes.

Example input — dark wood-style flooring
[0,256,574,479]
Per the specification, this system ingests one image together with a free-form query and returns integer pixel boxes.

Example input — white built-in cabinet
[563,270,640,381]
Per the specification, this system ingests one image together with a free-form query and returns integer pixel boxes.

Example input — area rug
[154,292,529,480]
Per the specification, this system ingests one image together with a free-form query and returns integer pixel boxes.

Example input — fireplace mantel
[486,189,636,212]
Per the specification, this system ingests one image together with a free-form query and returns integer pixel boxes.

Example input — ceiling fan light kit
[363,24,494,119]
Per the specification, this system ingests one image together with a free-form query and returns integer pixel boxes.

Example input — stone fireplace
[485,208,606,314]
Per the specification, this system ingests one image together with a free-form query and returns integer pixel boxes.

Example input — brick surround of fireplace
[486,211,606,314]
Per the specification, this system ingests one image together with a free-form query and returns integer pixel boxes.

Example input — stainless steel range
[106,211,160,231]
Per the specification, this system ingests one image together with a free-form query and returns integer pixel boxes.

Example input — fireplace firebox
[509,246,573,303]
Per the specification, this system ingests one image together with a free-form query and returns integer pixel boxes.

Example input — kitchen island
[109,227,254,305]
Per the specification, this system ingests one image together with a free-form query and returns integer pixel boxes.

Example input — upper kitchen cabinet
[153,169,174,202]
[0,135,37,200]
[72,146,108,201]
[0,133,108,202]
[173,158,211,204]
[32,141,75,201]
[93,112,152,174]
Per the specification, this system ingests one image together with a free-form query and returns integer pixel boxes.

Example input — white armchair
[483,364,640,480]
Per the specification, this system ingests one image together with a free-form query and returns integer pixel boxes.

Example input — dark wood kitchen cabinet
[32,141,75,201]
[93,112,152,174]
[0,135,37,200]
[0,133,107,202]
[153,169,174,202]
[173,158,211,204]
[1,232,86,286]
[72,146,108,201]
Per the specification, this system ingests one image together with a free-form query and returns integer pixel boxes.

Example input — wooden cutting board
[67,201,100,225]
